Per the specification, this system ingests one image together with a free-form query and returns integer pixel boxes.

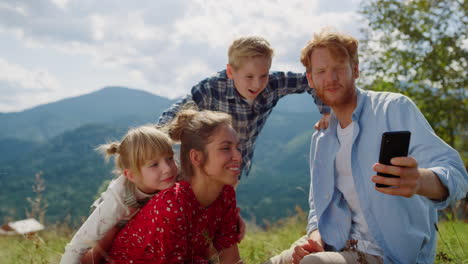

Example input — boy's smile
[227,56,271,100]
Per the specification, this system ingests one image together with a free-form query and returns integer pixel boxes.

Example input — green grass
[0,213,466,264]
[435,220,468,263]
[0,225,72,264]
[239,206,307,262]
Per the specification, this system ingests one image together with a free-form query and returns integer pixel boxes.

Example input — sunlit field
[1,210,466,264]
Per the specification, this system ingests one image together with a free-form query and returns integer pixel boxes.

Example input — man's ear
[226,64,234,79]
[124,169,137,183]
[189,149,204,167]
[353,63,360,79]
[306,72,315,89]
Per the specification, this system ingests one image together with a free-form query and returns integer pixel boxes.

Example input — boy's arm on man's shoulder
[309,88,331,114]
[269,71,330,114]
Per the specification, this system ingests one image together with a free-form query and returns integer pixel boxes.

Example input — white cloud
[0,0,362,111]
[0,2,28,16]
[50,0,70,9]
[0,58,64,112]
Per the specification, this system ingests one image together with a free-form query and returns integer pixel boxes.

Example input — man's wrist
[417,168,449,200]
[308,228,319,239]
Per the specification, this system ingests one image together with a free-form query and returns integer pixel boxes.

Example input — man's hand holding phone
[372,158,449,200]
[372,156,422,198]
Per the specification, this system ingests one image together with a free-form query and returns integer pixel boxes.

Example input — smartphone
[376,131,411,188]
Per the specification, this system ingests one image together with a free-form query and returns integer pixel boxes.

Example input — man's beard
[316,81,356,108]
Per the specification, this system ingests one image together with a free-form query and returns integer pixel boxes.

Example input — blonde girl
[60,125,178,264]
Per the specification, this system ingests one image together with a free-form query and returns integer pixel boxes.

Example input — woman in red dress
[106,109,243,263]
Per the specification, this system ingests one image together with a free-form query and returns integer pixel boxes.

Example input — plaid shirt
[158,70,329,176]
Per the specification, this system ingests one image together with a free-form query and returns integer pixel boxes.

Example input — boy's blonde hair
[164,108,232,180]
[97,125,174,179]
[228,36,274,70]
[300,29,359,73]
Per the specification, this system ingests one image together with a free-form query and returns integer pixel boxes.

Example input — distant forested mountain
[0,87,321,226]
[0,86,176,142]
[0,138,41,162]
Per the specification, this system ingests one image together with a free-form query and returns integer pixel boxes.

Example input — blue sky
[0,0,363,112]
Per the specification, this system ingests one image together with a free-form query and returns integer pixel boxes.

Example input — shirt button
[326,194,330,199]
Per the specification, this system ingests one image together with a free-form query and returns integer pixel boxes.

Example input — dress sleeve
[60,177,128,264]
[212,186,240,252]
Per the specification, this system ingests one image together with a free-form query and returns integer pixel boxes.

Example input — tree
[358,0,467,165]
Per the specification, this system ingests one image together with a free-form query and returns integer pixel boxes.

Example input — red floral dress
[105,181,240,263]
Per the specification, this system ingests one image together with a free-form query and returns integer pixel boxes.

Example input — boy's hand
[314,113,330,130]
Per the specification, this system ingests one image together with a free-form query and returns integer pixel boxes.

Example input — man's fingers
[306,239,324,252]
[292,246,309,264]
[372,174,418,197]
[314,121,320,130]
[372,175,402,187]
[314,114,331,131]
[390,156,417,168]
[373,163,404,177]
[291,239,325,264]
[375,185,415,198]
[292,253,301,264]
[373,163,418,179]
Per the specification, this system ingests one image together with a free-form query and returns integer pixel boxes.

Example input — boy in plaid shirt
[159,36,330,177]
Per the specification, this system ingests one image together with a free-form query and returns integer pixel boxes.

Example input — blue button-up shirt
[307,88,467,263]
[158,70,330,176]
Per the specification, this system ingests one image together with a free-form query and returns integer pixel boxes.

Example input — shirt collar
[352,88,366,122]
[226,78,237,99]
[135,186,156,201]
[328,87,365,133]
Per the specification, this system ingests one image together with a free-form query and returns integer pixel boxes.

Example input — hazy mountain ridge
[0,86,177,142]
[0,138,41,162]
[0,87,321,225]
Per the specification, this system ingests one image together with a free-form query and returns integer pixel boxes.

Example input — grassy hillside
[0,214,466,263]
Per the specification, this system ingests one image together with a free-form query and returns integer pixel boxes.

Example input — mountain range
[0,86,321,226]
